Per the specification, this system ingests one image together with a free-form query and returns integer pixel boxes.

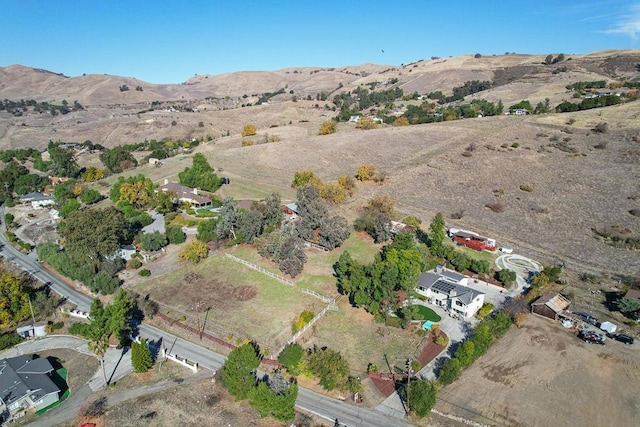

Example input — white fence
[162,347,198,373]
[281,304,338,353]
[225,254,335,304]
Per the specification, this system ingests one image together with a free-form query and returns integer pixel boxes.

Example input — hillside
[0,50,638,150]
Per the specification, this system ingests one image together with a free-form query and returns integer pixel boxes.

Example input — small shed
[16,323,48,339]
[531,293,571,321]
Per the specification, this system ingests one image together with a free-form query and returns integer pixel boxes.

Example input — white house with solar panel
[416,266,485,319]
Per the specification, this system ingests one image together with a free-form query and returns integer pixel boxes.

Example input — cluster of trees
[333,86,404,121]
[131,338,153,373]
[278,343,359,395]
[100,146,138,173]
[0,98,83,116]
[118,138,197,161]
[52,178,103,218]
[438,312,512,384]
[291,169,356,205]
[428,80,492,104]
[544,53,565,65]
[403,99,503,124]
[178,154,223,192]
[221,342,297,423]
[555,94,623,112]
[354,195,396,243]
[334,233,428,319]
[509,99,552,114]
[566,80,607,91]
[37,206,133,294]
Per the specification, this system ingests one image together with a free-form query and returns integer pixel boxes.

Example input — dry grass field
[433,315,640,427]
[132,249,321,354]
[196,103,640,276]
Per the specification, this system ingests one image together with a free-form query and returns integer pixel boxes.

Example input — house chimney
[436,265,443,274]
[193,188,198,195]
[450,290,457,297]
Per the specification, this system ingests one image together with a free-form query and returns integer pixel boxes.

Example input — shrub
[476,302,494,319]
[0,332,23,350]
[68,322,92,338]
[450,209,465,219]
[356,164,376,181]
[435,335,449,346]
[278,343,304,375]
[241,140,254,147]
[241,124,257,137]
[129,258,142,269]
[511,142,520,148]
[139,269,151,277]
[519,184,533,192]
[485,199,505,213]
[592,122,608,133]
[318,121,336,135]
[292,310,315,333]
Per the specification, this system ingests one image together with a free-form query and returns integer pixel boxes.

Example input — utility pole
[406,359,413,415]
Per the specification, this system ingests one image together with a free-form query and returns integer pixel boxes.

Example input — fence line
[225,254,336,304]
[280,303,338,353]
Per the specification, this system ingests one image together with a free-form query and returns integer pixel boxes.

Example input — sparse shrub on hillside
[474,53,482,58]
[318,121,336,135]
[592,122,608,134]
[450,209,465,220]
[594,140,608,149]
[356,164,377,181]
[461,151,473,157]
[372,172,387,183]
[533,205,550,214]
[392,117,410,126]
[241,124,257,137]
[511,142,520,148]
[485,199,505,213]
[465,142,477,152]
[629,209,640,218]
[241,140,254,147]
[519,184,533,192]
[566,118,576,125]
[356,118,378,130]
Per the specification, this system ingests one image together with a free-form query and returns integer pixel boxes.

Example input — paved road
[0,218,410,427]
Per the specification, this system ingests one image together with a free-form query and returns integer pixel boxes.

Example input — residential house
[157,179,212,208]
[0,356,62,420]
[623,288,640,304]
[416,267,485,319]
[18,193,55,210]
[115,245,137,261]
[283,203,299,220]
[16,323,47,339]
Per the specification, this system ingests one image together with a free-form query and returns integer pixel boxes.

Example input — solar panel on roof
[432,280,457,293]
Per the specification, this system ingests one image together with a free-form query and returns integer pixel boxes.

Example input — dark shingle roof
[0,356,58,406]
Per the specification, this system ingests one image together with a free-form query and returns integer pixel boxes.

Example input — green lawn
[412,305,442,322]
[36,368,69,416]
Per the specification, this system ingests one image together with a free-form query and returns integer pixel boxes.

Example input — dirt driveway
[436,314,640,427]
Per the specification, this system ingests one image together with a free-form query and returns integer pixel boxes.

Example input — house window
[455,300,463,307]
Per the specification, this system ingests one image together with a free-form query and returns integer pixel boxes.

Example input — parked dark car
[611,333,634,345]
[573,312,599,326]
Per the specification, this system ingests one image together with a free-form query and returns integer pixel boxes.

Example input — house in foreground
[416,266,485,319]
[0,355,62,420]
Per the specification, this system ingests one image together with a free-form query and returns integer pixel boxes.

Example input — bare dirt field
[434,315,640,427]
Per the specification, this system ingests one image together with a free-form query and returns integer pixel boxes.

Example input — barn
[531,293,571,321]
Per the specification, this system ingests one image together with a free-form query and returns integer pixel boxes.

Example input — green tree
[496,269,517,286]
[318,121,336,135]
[153,191,175,214]
[139,231,168,251]
[291,170,319,189]
[428,213,446,257]
[0,272,32,329]
[216,197,243,241]
[48,146,80,177]
[131,338,153,373]
[59,207,132,269]
[99,146,138,173]
[58,198,81,218]
[241,210,264,243]
[196,218,218,242]
[221,343,261,399]
[617,297,640,319]
[404,380,438,417]
[241,124,257,136]
[79,188,102,204]
[178,153,222,192]
[438,358,461,385]
[166,227,186,244]
[278,343,303,375]
[305,346,350,391]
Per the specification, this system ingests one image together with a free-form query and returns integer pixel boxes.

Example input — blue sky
[1,0,638,84]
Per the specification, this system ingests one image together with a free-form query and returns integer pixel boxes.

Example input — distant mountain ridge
[1,50,638,106]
